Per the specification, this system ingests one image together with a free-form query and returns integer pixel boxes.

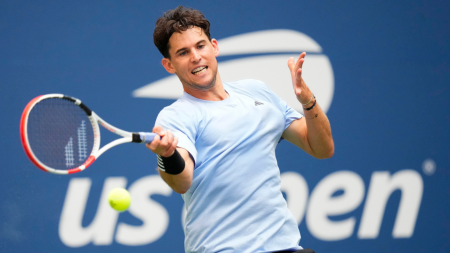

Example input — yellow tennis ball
[108,188,131,212]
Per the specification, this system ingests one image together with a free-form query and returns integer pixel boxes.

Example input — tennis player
[147,6,334,253]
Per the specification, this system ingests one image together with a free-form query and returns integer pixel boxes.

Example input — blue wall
[1,0,449,252]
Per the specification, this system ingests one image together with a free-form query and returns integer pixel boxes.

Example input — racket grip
[138,132,159,144]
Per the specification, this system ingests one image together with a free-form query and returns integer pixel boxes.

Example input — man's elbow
[159,173,192,194]
[314,144,334,159]
[322,148,335,159]
[174,188,189,194]
[172,182,192,194]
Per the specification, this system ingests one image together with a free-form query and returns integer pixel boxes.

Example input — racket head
[20,94,100,174]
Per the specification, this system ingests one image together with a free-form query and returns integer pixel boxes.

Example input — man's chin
[191,82,215,91]
[187,76,217,91]
[178,70,218,91]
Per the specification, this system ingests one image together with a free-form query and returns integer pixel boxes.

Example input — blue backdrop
[1,0,449,252]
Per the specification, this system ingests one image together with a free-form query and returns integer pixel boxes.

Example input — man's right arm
[158,147,194,194]
[146,126,195,194]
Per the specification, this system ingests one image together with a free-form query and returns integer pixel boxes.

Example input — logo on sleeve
[255,101,264,106]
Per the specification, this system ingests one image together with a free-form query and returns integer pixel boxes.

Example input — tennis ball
[108,188,131,212]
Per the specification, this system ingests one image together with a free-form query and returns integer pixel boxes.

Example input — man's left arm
[282,52,334,159]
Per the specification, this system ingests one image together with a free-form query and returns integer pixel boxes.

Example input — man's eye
[198,45,204,49]
[179,51,187,56]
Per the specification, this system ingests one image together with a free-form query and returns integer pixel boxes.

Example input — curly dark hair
[153,6,211,58]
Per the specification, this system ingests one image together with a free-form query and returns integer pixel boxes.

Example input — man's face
[162,27,219,91]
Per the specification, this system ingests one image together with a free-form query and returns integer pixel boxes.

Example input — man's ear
[162,58,176,74]
[211,39,219,57]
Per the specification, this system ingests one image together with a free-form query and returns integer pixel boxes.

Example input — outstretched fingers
[287,57,296,72]
[287,52,306,77]
[296,68,303,83]
[296,52,306,70]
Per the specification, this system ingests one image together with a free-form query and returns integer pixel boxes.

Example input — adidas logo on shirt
[255,101,264,106]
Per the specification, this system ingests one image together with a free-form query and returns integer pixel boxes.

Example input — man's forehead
[168,27,207,51]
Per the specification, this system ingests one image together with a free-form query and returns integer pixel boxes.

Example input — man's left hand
[287,52,313,104]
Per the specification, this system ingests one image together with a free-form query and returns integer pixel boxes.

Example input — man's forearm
[302,100,334,159]
[159,168,192,194]
[158,147,194,194]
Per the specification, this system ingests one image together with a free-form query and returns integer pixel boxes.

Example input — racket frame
[20,94,154,175]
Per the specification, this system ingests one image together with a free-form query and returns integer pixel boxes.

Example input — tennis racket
[20,94,158,175]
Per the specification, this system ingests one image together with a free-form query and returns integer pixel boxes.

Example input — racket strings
[27,98,94,170]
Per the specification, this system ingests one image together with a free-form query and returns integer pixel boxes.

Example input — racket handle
[133,132,159,144]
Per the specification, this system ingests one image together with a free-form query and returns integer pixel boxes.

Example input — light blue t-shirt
[155,79,303,253]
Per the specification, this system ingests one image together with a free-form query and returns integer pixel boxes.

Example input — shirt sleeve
[280,98,303,130]
[154,105,198,163]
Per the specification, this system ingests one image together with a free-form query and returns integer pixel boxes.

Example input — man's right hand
[146,126,194,194]
[146,126,179,157]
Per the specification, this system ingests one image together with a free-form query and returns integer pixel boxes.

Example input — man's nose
[190,50,201,62]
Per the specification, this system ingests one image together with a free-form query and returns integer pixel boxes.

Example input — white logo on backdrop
[132,29,334,113]
[59,170,423,247]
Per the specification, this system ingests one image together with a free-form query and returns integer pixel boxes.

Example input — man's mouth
[192,66,208,75]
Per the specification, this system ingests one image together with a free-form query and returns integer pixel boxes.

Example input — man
[147,6,334,253]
